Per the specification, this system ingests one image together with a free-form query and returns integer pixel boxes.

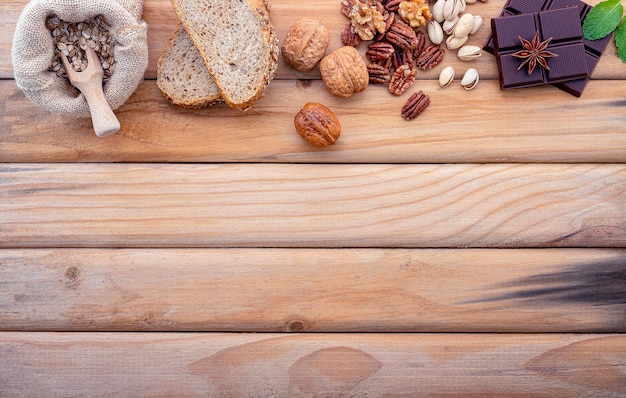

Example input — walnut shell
[319,46,369,98]
[294,102,341,147]
[281,18,330,72]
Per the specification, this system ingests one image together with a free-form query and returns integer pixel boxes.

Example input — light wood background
[1,0,625,396]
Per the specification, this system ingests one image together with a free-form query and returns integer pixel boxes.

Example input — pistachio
[427,20,444,45]
[461,67,479,90]
[432,0,446,23]
[443,0,465,21]
[438,66,455,88]
[457,45,482,61]
[453,13,474,38]
[470,15,483,35]
[465,0,477,3]
[442,16,458,36]
[446,34,467,50]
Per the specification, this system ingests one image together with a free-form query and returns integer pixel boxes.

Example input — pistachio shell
[438,66,455,88]
[432,0,446,23]
[453,13,474,38]
[427,20,444,45]
[443,0,455,20]
[457,45,482,61]
[443,0,464,21]
[461,67,479,90]
[446,34,467,50]
[470,15,483,35]
[442,16,458,36]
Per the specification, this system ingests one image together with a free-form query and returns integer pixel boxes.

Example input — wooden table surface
[2,0,626,396]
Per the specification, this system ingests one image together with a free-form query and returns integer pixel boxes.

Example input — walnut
[281,18,330,72]
[319,46,369,98]
[398,0,432,27]
[294,102,341,147]
[348,0,386,40]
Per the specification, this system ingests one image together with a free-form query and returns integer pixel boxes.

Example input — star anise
[512,30,558,75]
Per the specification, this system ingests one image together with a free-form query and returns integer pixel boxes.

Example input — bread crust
[156,23,222,108]
[170,0,279,110]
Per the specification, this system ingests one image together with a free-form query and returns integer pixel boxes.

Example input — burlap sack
[12,0,148,116]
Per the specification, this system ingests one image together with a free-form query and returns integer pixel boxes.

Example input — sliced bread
[170,0,279,110]
[156,23,222,108]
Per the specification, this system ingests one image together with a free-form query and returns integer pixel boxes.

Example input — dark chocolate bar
[483,0,613,97]
[491,7,588,91]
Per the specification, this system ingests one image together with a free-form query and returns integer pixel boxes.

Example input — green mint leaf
[583,0,624,40]
[615,19,626,62]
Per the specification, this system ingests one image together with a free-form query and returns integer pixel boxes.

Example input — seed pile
[46,14,116,82]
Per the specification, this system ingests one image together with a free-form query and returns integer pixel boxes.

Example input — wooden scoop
[62,46,120,137]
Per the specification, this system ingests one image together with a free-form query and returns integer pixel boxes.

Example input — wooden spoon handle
[81,80,121,137]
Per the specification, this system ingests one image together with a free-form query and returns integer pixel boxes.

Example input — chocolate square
[483,0,613,97]
[491,7,588,91]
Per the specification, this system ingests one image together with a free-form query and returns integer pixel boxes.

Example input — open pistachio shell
[446,34,467,50]
[457,45,482,61]
[432,0,446,23]
[470,15,483,34]
[461,67,479,90]
[438,66,455,88]
[453,13,474,38]
[427,20,444,45]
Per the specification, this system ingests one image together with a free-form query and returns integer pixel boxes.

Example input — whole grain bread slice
[156,23,222,108]
[171,0,279,110]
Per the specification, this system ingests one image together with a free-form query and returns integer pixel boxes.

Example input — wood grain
[2,0,624,80]
[1,163,625,248]
[1,332,625,397]
[3,80,626,163]
[1,248,624,332]
[3,0,626,394]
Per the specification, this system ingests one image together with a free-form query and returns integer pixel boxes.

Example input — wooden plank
[3,79,626,163]
[2,163,625,248]
[1,332,625,396]
[2,0,624,80]
[1,248,625,332]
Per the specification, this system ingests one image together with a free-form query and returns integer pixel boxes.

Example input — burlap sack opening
[11,0,148,117]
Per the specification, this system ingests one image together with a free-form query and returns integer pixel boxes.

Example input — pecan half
[416,44,445,70]
[388,63,416,96]
[401,90,430,120]
[341,21,361,47]
[374,2,386,14]
[366,41,395,62]
[341,0,357,17]
[413,30,426,58]
[382,0,403,12]
[386,19,418,51]
[392,47,413,70]
[379,55,393,70]
[386,12,396,31]
[367,63,391,84]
